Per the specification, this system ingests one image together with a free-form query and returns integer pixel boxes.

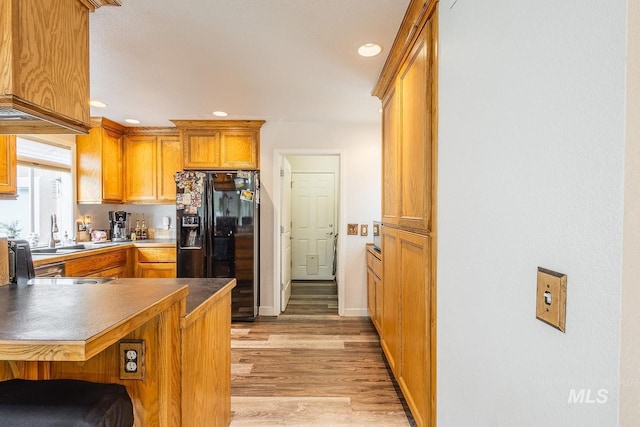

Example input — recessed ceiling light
[358,43,382,57]
[213,111,228,117]
[125,119,140,124]
[89,100,107,108]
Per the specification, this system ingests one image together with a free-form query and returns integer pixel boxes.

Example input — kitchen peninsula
[0,277,235,426]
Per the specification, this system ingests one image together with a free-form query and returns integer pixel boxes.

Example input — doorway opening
[273,150,345,316]
[281,280,338,316]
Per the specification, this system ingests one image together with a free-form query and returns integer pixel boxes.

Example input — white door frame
[272,149,346,316]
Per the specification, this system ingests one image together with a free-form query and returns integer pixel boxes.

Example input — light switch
[347,224,358,235]
[536,267,567,332]
[360,224,368,236]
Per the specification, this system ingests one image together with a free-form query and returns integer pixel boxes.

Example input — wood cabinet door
[125,135,157,202]
[374,271,383,333]
[137,263,177,278]
[381,85,400,224]
[367,267,376,321]
[101,128,124,202]
[183,130,221,169]
[398,230,430,427]
[398,23,432,232]
[76,127,103,203]
[157,135,181,201]
[0,136,16,197]
[219,131,257,169]
[381,226,401,374]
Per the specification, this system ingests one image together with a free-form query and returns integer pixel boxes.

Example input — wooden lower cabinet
[381,227,401,373]
[398,230,430,427]
[65,248,130,278]
[380,225,433,427]
[366,244,383,333]
[135,246,176,278]
[181,282,233,426]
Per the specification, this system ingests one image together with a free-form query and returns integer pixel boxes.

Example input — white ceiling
[88,0,410,128]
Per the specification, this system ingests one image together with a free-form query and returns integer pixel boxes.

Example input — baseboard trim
[342,308,369,317]
[259,306,278,316]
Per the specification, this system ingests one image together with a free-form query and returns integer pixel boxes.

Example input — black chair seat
[0,379,134,427]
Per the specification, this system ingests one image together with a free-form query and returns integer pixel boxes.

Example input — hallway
[230,283,414,426]
[283,281,338,316]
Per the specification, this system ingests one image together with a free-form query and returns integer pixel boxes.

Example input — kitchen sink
[31,244,91,255]
[27,277,115,285]
[31,248,83,255]
[30,242,120,255]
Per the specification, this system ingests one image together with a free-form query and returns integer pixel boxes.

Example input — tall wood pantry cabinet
[371,1,438,426]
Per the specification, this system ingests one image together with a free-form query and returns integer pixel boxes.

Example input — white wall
[438,1,626,425]
[620,0,640,424]
[259,120,381,316]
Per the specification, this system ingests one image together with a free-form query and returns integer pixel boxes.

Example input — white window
[0,138,73,247]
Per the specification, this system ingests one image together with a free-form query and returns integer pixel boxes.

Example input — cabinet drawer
[366,250,382,278]
[65,249,127,277]
[137,247,176,263]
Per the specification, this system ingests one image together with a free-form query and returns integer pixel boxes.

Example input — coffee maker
[108,211,130,241]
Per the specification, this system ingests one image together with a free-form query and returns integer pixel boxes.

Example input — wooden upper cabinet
[182,129,221,169]
[379,19,434,233]
[157,135,182,201]
[381,86,400,225]
[0,0,118,135]
[124,129,181,204]
[125,134,157,202]
[0,136,17,198]
[77,118,125,204]
[398,23,432,232]
[220,131,258,169]
[172,120,264,170]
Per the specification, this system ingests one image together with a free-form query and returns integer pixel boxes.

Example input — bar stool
[0,379,134,426]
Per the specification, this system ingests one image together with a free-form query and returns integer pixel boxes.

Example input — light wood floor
[230,281,414,426]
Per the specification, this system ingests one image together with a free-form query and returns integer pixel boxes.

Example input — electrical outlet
[360,224,368,236]
[536,267,567,332]
[119,340,145,380]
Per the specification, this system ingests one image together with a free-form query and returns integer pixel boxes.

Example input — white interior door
[280,159,293,311]
[291,172,336,280]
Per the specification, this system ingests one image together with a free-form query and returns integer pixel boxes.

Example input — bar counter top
[0,277,234,362]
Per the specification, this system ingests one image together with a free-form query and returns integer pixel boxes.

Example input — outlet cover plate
[536,267,567,332]
[119,340,145,380]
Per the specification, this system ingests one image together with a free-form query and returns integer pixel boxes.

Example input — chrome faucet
[49,213,59,248]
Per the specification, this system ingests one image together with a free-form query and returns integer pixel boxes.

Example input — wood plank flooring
[230,281,414,426]
[282,281,338,315]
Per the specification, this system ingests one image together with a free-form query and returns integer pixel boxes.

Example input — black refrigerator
[175,170,259,320]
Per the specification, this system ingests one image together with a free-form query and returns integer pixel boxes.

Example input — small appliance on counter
[108,211,130,242]
[6,239,36,285]
[372,221,382,252]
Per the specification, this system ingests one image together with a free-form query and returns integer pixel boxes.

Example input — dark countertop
[31,239,177,266]
[0,277,235,361]
[108,277,235,317]
[0,280,189,361]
